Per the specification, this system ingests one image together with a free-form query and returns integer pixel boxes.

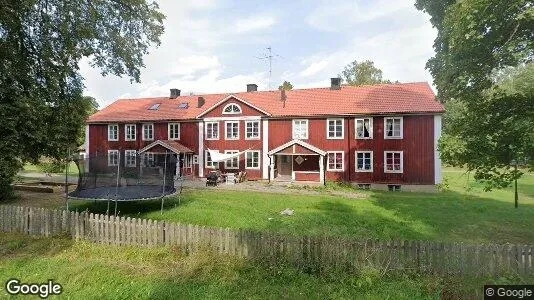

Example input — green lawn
[69,168,534,244]
[0,232,523,299]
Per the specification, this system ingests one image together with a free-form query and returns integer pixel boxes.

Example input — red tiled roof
[139,140,194,154]
[87,82,444,123]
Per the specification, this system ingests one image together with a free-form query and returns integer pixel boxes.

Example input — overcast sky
[80,0,437,108]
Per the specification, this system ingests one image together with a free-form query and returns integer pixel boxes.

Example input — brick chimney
[247,84,258,92]
[330,78,341,90]
[280,89,287,101]
[197,96,205,108]
[170,88,181,99]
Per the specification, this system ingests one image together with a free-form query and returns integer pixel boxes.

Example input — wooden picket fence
[1,205,533,277]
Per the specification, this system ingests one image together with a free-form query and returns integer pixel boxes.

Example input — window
[108,124,118,141]
[148,103,161,110]
[184,154,192,168]
[327,152,344,171]
[245,120,260,140]
[142,123,154,141]
[125,124,136,141]
[327,119,344,139]
[224,150,239,169]
[178,102,189,109]
[355,118,373,139]
[388,185,401,192]
[384,151,403,173]
[245,151,260,169]
[292,119,308,139]
[222,103,242,114]
[205,150,218,168]
[143,153,155,167]
[108,150,119,166]
[225,121,239,140]
[205,122,219,140]
[125,150,136,167]
[356,151,373,172]
[384,117,403,139]
[168,123,180,140]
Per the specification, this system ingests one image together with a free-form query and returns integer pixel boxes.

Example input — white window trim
[168,123,181,140]
[292,119,308,140]
[107,150,119,166]
[326,151,344,172]
[355,117,373,139]
[124,124,136,141]
[224,150,239,169]
[245,150,261,169]
[384,151,404,173]
[222,103,242,115]
[205,150,218,169]
[142,123,154,141]
[326,118,344,140]
[383,117,403,139]
[245,120,261,140]
[205,121,220,140]
[225,121,240,140]
[142,152,155,167]
[124,150,137,167]
[108,124,118,141]
[355,151,374,173]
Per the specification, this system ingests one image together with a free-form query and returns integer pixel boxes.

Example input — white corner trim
[85,125,89,157]
[198,122,204,177]
[262,119,269,179]
[434,115,442,184]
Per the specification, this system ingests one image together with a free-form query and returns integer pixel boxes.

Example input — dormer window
[148,103,161,110]
[178,102,189,109]
[222,103,242,114]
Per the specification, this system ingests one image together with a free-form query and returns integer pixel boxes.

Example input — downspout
[347,117,351,182]
[268,154,272,183]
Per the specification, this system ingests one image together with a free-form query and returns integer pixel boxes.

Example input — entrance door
[277,155,292,176]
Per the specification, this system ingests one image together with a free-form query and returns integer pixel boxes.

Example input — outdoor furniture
[206,170,220,187]
[225,173,236,184]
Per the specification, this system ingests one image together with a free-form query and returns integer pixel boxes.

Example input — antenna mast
[256,46,282,90]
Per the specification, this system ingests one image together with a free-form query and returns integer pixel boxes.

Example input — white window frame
[224,150,239,169]
[326,118,344,139]
[222,103,242,114]
[384,117,403,139]
[245,150,260,169]
[142,123,154,141]
[355,117,373,139]
[326,151,344,171]
[108,124,118,141]
[142,152,155,167]
[245,120,260,140]
[205,121,219,140]
[107,150,119,166]
[124,124,136,141]
[124,150,137,167]
[292,119,308,139]
[225,121,240,140]
[355,151,373,172]
[384,151,403,173]
[205,150,218,169]
[168,123,180,140]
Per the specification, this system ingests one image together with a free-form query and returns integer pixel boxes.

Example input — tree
[416,0,534,198]
[278,81,293,91]
[0,0,165,200]
[339,60,393,86]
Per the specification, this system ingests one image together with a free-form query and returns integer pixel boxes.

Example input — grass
[21,162,78,175]
[0,232,527,299]
[65,167,534,244]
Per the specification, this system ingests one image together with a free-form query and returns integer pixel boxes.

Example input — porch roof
[268,139,326,156]
[139,140,194,154]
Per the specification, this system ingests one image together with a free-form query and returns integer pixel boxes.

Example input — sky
[80,0,437,108]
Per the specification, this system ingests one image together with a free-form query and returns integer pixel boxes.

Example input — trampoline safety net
[69,152,177,201]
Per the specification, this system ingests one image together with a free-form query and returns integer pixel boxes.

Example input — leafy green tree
[0,0,165,200]
[416,0,534,200]
[278,81,293,91]
[339,60,393,86]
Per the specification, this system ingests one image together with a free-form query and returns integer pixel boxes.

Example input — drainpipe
[268,154,272,183]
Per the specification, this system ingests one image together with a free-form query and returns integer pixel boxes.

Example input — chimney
[280,89,287,102]
[197,96,205,108]
[170,88,181,99]
[330,78,341,90]
[246,84,258,92]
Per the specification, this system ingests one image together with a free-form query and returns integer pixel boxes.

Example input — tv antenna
[255,46,283,90]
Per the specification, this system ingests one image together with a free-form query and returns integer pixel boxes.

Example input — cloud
[234,16,276,33]
[306,0,413,32]
[299,60,329,77]
[170,55,221,76]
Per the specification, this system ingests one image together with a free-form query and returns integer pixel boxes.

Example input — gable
[278,144,316,155]
[197,95,270,119]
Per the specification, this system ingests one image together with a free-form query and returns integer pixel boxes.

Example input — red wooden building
[86,79,444,191]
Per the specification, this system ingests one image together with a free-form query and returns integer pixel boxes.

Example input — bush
[37,159,65,173]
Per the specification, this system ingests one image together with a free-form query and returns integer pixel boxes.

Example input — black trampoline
[69,185,176,201]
